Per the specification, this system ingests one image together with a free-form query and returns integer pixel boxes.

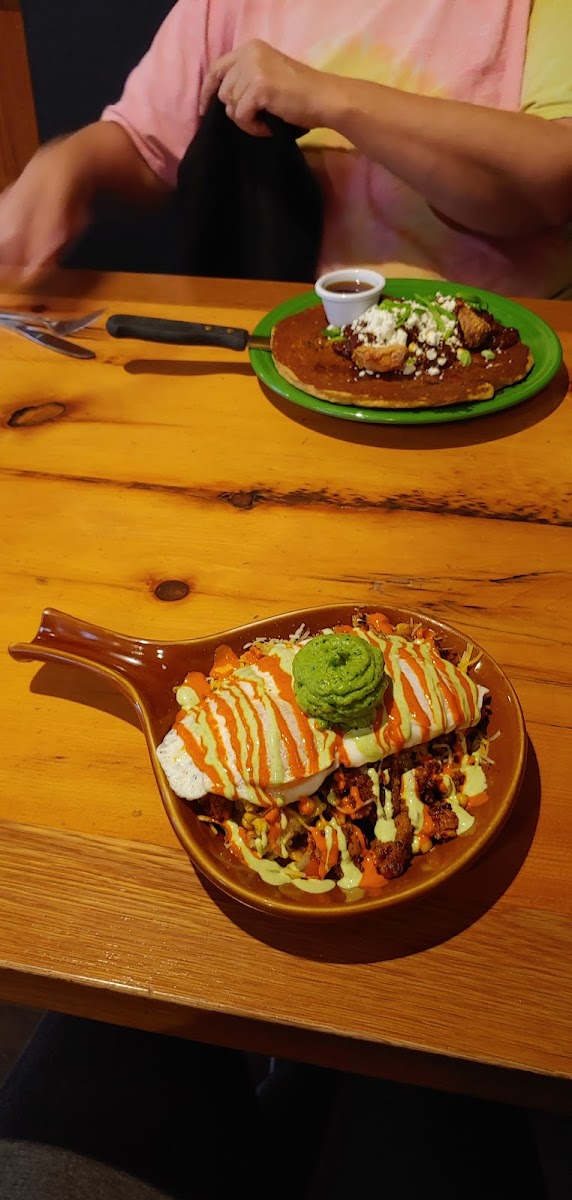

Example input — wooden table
[1,270,571,1114]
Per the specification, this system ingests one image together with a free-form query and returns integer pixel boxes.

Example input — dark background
[20,1,183,273]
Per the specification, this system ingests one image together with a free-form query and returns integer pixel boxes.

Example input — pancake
[271,303,534,410]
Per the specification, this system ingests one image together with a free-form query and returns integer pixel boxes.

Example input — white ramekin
[314,268,386,327]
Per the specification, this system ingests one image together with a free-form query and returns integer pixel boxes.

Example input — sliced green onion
[481,348,496,361]
[377,298,404,311]
[413,293,451,333]
[458,292,489,312]
[431,297,456,319]
[456,348,472,366]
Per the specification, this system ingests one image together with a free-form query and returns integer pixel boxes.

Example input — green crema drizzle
[292,633,387,731]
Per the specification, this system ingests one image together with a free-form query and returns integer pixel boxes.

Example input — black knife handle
[106,314,249,351]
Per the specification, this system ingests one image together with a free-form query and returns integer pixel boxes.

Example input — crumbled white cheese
[350,296,456,356]
[435,291,457,312]
[427,366,440,376]
[351,306,396,342]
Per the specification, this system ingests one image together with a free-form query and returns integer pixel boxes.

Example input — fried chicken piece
[341,821,366,863]
[415,758,448,805]
[352,342,408,373]
[430,803,459,842]
[387,760,403,815]
[457,303,490,350]
[394,811,414,841]
[331,767,374,805]
[370,838,412,879]
[331,768,376,820]
[369,811,414,879]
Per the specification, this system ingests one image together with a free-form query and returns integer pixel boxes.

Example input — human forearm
[201,39,572,240]
[325,79,572,237]
[0,119,169,280]
[62,120,170,208]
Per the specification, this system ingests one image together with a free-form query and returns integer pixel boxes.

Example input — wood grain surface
[1,271,571,1112]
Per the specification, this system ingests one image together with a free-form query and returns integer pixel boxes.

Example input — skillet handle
[106,314,249,351]
[8,607,181,702]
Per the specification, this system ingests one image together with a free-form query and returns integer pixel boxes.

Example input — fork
[0,307,104,336]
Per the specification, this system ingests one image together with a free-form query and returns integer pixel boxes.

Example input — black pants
[0,1014,548,1199]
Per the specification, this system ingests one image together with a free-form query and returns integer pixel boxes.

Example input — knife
[2,322,96,359]
[106,314,271,351]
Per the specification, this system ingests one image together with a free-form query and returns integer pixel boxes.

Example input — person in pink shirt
[1,0,572,294]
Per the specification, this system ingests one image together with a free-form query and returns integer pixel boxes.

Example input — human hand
[199,39,338,137]
[0,140,90,282]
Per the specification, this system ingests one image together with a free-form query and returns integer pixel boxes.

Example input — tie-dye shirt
[102,0,572,296]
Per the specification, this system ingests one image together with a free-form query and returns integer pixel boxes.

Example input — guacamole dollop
[292,633,386,730]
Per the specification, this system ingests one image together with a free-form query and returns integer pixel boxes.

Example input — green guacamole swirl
[292,633,386,730]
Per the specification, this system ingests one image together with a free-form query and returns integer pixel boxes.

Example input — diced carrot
[303,855,321,878]
[298,796,318,818]
[240,645,264,664]
[366,612,394,635]
[267,822,281,849]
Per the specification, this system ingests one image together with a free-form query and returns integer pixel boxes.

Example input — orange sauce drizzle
[206,691,247,785]
[367,612,395,635]
[335,734,351,766]
[226,682,263,787]
[211,644,240,678]
[377,679,404,755]
[427,646,464,726]
[421,805,435,837]
[182,671,212,699]
[223,823,255,862]
[397,646,433,737]
[465,791,489,810]
[454,666,480,721]
[359,854,389,889]
[255,654,321,777]
[174,717,226,792]
[241,646,264,665]
[310,827,339,879]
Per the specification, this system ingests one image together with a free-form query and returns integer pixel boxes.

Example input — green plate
[249,277,562,425]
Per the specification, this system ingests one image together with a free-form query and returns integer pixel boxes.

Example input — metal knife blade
[5,323,96,359]
[106,314,271,352]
